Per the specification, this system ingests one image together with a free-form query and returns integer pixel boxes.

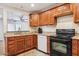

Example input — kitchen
[0,3,79,56]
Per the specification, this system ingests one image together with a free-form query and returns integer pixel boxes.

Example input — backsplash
[41,25,56,32]
[56,15,79,33]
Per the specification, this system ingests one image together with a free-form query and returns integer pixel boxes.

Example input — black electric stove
[50,29,75,56]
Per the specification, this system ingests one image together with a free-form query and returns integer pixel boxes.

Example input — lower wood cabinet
[6,37,16,56]
[72,39,79,56]
[33,35,37,48]
[16,36,25,54]
[25,36,31,50]
[5,35,37,56]
[47,36,50,55]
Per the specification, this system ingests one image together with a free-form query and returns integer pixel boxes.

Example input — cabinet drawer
[7,37,15,42]
[27,36,33,39]
[8,44,16,49]
[8,41,15,45]
[16,36,25,40]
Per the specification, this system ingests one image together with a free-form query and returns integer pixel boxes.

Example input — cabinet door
[39,12,46,25]
[51,8,57,16]
[7,37,16,56]
[16,37,25,53]
[54,4,71,17]
[47,36,50,55]
[73,4,79,23]
[28,35,34,49]
[44,10,51,25]
[72,40,78,56]
[25,37,31,50]
[33,35,37,48]
[39,10,56,25]
[30,14,39,26]
[77,40,79,56]
[48,10,56,25]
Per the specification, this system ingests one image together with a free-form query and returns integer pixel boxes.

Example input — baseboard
[6,48,35,56]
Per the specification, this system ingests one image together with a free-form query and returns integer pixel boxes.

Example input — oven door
[50,39,72,56]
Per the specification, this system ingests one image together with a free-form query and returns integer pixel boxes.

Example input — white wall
[0,4,30,33]
[0,19,4,40]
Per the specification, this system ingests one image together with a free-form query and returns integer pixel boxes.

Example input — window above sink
[7,11,30,32]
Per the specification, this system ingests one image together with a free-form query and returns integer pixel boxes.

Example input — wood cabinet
[33,35,37,48]
[47,36,50,55]
[70,4,79,23]
[6,37,16,56]
[72,39,78,56]
[45,10,56,25]
[39,10,56,26]
[54,4,72,17]
[30,14,39,27]
[30,4,72,26]
[5,35,37,56]
[72,39,79,56]
[39,12,47,26]
[25,35,37,50]
[16,36,25,53]
[27,35,34,49]
[25,36,31,50]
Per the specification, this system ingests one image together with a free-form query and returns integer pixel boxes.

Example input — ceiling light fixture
[31,3,35,7]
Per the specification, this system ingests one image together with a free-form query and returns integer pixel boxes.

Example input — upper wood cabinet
[39,10,56,26]
[30,4,73,26]
[54,4,72,17]
[70,4,79,23]
[30,14,39,27]
[39,12,47,26]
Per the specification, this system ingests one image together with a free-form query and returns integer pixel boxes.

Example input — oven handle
[50,40,71,45]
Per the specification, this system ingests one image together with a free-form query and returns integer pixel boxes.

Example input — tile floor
[17,49,49,56]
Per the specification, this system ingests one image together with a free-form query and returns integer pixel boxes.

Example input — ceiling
[1,3,63,13]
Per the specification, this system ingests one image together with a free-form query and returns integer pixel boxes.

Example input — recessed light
[31,3,35,7]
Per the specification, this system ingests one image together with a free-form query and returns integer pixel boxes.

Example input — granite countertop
[6,32,79,40]
[5,32,56,37]
[72,34,79,40]
[4,32,37,37]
